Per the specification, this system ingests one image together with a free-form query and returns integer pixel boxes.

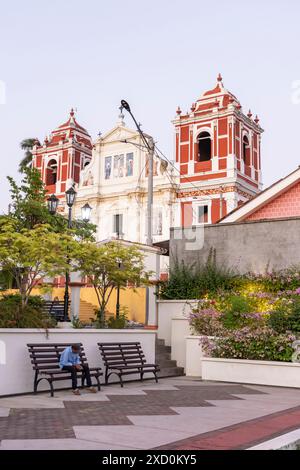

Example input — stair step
[155,336,185,378]
[157,359,177,368]
[156,353,171,361]
[157,367,184,378]
[156,345,171,353]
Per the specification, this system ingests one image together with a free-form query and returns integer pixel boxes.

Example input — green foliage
[159,249,236,300]
[71,317,85,329]
[0,294,56,328]
[245,266,300,293]
[6,166,96,239]
[19,138,37,172]
[268,298,300,334]
[220,295,254,329]
[189,300,225,336]
[0,270,13,290]
[7,166,54,231]
[203,327,296,362]
[0,220,78,309]
[106,311,128,329]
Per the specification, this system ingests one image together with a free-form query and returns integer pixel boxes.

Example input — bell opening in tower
[197,131,211,162]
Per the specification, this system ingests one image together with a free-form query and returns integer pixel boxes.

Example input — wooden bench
[42,300,69,322]
[98,342,160,387]
[27,343,102,396]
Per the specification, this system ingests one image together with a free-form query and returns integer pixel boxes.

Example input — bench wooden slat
[98,342,159,387]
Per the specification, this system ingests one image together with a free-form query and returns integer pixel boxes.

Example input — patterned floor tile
[0,438,135,450]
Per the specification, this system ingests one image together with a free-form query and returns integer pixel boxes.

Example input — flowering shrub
[181,266,300,362]
[245,268,300,293]
[202,327,296,362]
[188,300,225,336]
[268,297,300,334]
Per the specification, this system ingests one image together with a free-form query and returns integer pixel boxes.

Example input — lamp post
[63,186,77,321]
[115,258,122,318]
[120,100,154,246]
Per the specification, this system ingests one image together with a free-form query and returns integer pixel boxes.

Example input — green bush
[159,249,237,300]
[106,312,128,329]
[220,295,254,329]
[202,327,296,362]
[268,298,300,333]
[0,294,56,328]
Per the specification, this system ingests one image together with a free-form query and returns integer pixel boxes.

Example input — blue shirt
[59,346,81,368]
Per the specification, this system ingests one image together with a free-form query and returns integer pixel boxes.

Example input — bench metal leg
[33,371,39,394]
[154,371,158,383]
[49,380,54,397]
[95,375,101,391]
[119,374,124,388]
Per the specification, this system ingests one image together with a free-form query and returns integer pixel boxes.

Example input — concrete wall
[157,300,195,346]
[0,329,156,396]
[170,217,300,273]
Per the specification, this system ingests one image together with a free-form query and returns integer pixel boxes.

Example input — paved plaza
[0,377,300,450]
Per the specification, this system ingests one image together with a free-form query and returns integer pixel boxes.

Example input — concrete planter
[202,357,300,388]
[185,335,213,377]
[170,318,191,369]
[157,299,197,346]
[0,328,156,396]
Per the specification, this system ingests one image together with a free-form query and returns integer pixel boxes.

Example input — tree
[0,219,78,310]
[75,241,150,323]
[19,138,39,172]
[6,166,96,239]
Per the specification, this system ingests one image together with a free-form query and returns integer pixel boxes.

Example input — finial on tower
[190,103,196,112]
[254,115,260,124]
[247,109,253,119]
[117,105,125,126]
[217,73,223,82]
[70,108,75,117]
[176,106,182,115]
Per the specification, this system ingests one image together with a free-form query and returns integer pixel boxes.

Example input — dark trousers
[62,364,92,389]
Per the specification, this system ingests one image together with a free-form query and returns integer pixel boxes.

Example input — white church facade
[74,112,178,246]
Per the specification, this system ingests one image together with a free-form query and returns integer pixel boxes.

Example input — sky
[1,0,300,212]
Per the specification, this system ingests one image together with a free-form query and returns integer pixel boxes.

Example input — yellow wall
[1,287,146,324]
[79,287,146,323]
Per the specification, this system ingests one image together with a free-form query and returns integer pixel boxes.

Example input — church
[32,74,264,243]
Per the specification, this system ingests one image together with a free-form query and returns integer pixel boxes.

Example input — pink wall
[246,181,300,220]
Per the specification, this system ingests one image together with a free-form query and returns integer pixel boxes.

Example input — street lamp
[116,258,122,318]
[47,194,59,215]
[81,203,92,223]
[65,187,76,229]
[120,99,154,246]
[63,186,77,321]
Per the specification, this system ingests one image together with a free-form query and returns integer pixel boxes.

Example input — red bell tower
[174,74,264,225]
[32,109,92,207]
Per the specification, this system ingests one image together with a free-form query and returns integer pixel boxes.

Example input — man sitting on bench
[59,344,97,395]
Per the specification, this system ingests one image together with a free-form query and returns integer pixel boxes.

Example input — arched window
[242,135,250,166]
[197,131,211,162]
[46,159,58,185]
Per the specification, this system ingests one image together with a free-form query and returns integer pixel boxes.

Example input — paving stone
[0,380,297,449]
